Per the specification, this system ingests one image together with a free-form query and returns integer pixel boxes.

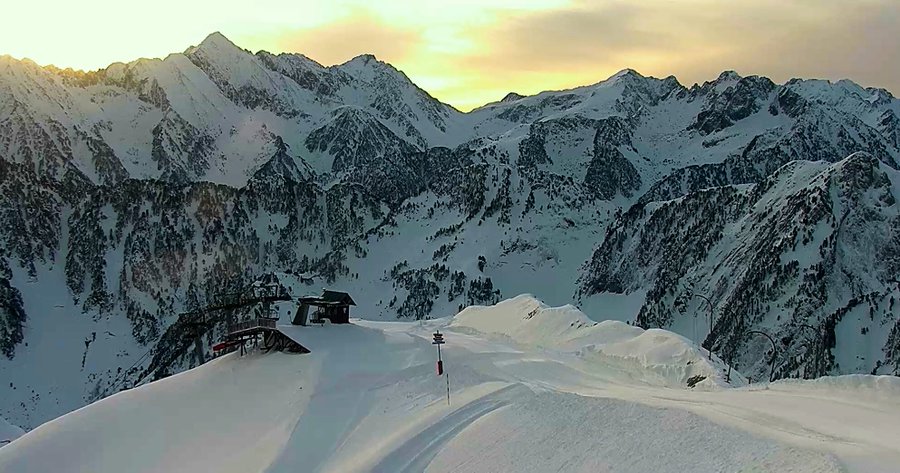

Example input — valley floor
[1,300,898,473]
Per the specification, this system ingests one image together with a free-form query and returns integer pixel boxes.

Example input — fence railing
[228,317,277,334]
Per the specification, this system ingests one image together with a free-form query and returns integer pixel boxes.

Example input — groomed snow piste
[1,295,898,472]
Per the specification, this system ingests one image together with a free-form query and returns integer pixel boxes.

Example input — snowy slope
[2,296,898,472]
[451,295,745,388]
[0,416,23,445]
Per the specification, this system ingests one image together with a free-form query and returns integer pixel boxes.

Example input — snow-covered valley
[1,296,897,472]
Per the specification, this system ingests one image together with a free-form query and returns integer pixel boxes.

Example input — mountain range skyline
[3,0,898,110]
[4,31,897,113]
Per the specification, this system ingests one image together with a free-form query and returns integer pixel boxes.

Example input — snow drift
[451,294,746,388]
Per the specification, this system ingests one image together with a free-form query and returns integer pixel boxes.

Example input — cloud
[270,15,422,66]
[462,2,676,72]
[435,0,900,107]
[719,1,900,89]
[2,0,896,110]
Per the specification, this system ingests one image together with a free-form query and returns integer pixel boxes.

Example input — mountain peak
[605,68,645,84]
[203,32,235,47]
[337,53,396,76]
[337,53,416,87]
[716,70,742,83]
[501,92,525,103]
[689,70,745,95]
[185,32,241,56]
[345,54,380,66]
[612,68,643,78]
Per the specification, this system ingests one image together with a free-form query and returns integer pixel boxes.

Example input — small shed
[294,290,356,325]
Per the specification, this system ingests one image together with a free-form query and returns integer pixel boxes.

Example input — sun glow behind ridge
[2,0,897,111]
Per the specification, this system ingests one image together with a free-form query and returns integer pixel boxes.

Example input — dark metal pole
[690,293,714,360]
[748,330,778,382]
[797,324,821,378]
[887,291,900,372]
[440,343,450,405]
[434,331,449,405]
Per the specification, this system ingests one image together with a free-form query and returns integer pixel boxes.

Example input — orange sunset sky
[2,0,898,110]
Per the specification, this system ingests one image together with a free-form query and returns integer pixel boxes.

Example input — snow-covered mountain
[579,153,900,379]
[1,32,898,429]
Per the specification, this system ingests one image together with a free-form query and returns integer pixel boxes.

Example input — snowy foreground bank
[0,416,24,445]
[1,295,898,472]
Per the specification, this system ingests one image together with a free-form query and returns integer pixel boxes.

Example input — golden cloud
[271,15,423,66]
[440,0,899,106]
[4,0,894,110]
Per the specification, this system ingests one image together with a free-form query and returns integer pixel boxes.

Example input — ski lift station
[204,279,357,357]
[294,290,356,325]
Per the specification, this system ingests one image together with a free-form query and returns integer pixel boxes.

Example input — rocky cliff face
[1,32,899,428]
[580,154,900,380]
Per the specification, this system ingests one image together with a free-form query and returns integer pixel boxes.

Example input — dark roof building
[319,290,356,306]
[294,290,355,325]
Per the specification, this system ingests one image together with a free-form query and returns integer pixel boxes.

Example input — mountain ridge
[8,31,896,115]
